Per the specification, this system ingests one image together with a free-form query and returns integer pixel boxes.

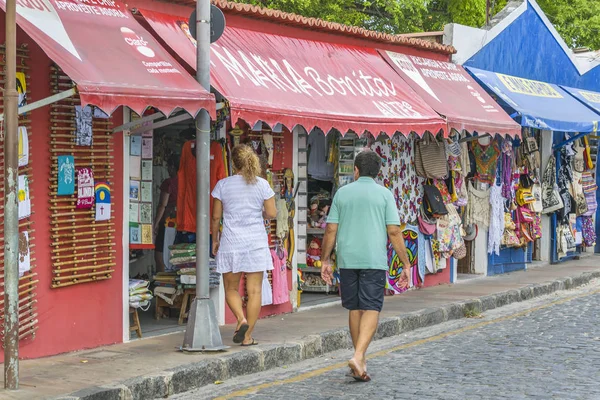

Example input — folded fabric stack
[153,272,182,305]
[167,243,221,289]
[176,260,220,288]
[129,279,153,310]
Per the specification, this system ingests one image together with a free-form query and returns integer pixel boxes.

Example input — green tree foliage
[237,0,430,34]
[537,0,600,49]
[235,0,600,50]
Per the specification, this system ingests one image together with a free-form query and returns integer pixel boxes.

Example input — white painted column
[473,227,489,275]
[214,122,227,325]
[294,127,308,311]
[539,130,552,262]
[122,108,131,343]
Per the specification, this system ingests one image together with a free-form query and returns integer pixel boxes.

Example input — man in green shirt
[321,150,410,382]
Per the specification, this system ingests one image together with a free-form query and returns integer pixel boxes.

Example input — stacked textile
[167,243,221,289]
[153,272,181,306]
[176,260,220,288]
[129,279,153,310]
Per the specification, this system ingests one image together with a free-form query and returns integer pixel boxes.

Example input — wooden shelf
[302,285,330,293]
[299,267,321,273]
[307,228,325,235]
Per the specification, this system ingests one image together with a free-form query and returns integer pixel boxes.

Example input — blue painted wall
[487,244,532,276]
[464,1,600,92]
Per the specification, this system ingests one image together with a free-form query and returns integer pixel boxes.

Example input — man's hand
[321,259,334,286]
[398,267,410,290]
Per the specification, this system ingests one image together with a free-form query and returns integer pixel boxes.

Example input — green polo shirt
[327,177,400,270]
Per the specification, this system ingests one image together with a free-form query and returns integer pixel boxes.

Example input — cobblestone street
[174,281,600,400]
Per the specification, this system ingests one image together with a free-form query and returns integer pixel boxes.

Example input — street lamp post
[182,0,226,352]
[4,0,20,390]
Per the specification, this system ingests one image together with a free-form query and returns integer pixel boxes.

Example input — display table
[178,288,196,325]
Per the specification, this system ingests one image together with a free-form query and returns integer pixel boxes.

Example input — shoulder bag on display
[573,139,585,173]
[522,129,541,173]
[453,242,467,260]
[582,136,594,171]
[418,204,437,236]
[415,132,448,180]
[541,155,564,214]
[423,184,448,218]
[531,184,543,213]
[516,187,535,206]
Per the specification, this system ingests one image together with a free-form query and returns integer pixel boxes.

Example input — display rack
[49,65,116,288]
[0,44,38,342]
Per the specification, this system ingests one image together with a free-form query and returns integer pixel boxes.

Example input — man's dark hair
[354,150,381,178]
[168,154,180,171]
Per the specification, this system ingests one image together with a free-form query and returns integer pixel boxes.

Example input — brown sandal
[348,360,371,382]
[233,324,249,344]
[241,338,258,346]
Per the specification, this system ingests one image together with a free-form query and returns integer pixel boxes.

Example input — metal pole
[4,0,20,389]
[486,0,490,26]
[182,0,226,352]
[195,0,211,302]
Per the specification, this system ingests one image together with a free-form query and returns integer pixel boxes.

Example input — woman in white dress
[211,144,277,346]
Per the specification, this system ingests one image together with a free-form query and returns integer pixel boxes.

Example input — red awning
[139,9,446,136]
[380,50,521,136]
[0,0,214,117]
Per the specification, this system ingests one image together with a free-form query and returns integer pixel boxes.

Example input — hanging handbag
[531,184,543,213]
[516,187,535,206]
[423,184,448,218]
[583,136,594,171]
[518,206,535,223]
[418,204,437,236]
[542,155,564,214]
[453,242,467,260]
[573,139,585,173]
[415,132,448,179]
[575,191,588,216]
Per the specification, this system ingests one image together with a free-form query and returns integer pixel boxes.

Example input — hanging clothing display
[307,129,334,181]
[581,171,598,217]
[445,137,462,172]
[275,198,289,240]
[178,140,227,233]
[470,139,500,184]
[263,133,274,166]
[261,271,273,306]
[465,182,491,228]
[436,203,463,256]
[460,140,471,177]
[556,146,575,224]
[488,185,505,255]
[373,135,424,224]
[271,248,289,305]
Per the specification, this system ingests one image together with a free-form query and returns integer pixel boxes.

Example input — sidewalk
[2,256,600,400]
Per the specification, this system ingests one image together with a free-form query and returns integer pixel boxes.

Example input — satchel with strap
[415,132,448,179]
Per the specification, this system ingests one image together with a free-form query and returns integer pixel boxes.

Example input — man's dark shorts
[339,269,386,312]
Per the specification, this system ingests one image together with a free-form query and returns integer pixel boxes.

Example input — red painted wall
[0,21,124,360]
[422,262,451,288]
[0,1,452,360]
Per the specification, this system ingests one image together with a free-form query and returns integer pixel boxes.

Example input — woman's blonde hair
[232,144,261,184]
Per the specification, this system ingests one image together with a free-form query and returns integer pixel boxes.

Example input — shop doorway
[297,130,369,309]
[127,120,196,340]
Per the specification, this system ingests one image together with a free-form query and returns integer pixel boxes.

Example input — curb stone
[54,271,599,400]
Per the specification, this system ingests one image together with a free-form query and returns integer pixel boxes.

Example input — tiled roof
[160,0,456,55]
